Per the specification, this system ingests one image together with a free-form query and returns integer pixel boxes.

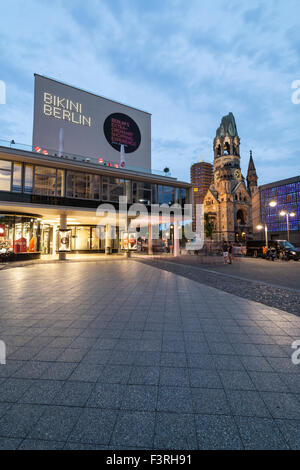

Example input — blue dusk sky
[0,0,300,184]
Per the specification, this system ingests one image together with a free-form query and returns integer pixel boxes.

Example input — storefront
[0,212,41,260]
[0,145,192,260]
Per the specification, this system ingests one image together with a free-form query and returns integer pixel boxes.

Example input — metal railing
[0,138,172,178]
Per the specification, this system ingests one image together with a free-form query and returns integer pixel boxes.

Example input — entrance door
[41,226,53,254]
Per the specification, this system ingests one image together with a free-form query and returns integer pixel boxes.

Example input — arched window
[237,209,246,225]
[224,142,230,155]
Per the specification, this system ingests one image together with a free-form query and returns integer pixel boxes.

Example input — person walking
[222,240,228,264]
[228,241,233,264]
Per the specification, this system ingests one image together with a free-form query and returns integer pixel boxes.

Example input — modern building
[190,160,213,231]
[0,76,192,260]
[203,112,258,242]
[190,161,213,204]
[252,175,300,246]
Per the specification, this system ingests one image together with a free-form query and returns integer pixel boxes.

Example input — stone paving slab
[0,260,300,449]
[137,258,300,315]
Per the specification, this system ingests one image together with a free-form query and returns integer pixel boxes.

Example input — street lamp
[280,211,296,242]
[256,224,268,248]
[258,200,278,248]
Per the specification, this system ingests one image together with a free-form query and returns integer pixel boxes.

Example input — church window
[224,142,230,155]
[237,209,246,225]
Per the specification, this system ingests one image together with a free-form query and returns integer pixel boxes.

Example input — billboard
[32,75,151,169]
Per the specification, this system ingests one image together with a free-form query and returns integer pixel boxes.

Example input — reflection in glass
[24,165,33,194]
[34,166,56,196]
[109,178,125,202]
[0,160,11,191]
[12,163,22,192]
[57,169,64,197]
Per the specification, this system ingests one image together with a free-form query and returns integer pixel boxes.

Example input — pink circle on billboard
[103,113,141,153]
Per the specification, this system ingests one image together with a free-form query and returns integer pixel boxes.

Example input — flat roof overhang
[0,201,187,226]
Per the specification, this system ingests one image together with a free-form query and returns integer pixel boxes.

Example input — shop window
[0,160,11,191]
[72,226,91,250]
[0,214,40,254]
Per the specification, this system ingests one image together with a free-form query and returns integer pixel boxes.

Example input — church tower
[247,150,258,196]
[204,112,254,243]
[213,112,242,195]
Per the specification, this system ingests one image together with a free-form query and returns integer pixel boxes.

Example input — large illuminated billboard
[32,74,151,169]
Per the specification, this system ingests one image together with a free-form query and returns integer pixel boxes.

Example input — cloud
[0,0,299,183]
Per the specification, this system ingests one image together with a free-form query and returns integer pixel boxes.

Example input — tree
[204,213,214,239]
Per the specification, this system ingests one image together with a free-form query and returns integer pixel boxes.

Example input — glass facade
[66,171,99,199]
[34,166,57,196]
[69,225,118,252]
[12,163,22,192]
[0,161,11,191]
[0,158,189,206]
[261,180,300,232]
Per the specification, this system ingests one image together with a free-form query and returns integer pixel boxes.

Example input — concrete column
[105,224,112,255]
[52,225,57,257]
[174,219,180,257]
[59,213,67,261]
[148,222,153,255]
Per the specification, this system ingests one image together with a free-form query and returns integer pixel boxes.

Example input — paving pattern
[137,257,300,316]
[0,260,300,449]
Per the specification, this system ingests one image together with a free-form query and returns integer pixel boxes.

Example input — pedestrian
[222,240,228,264]
[228,241,233,264]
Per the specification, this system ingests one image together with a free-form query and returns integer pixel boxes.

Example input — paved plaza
[0,260,300,449]
[138,257,300,316]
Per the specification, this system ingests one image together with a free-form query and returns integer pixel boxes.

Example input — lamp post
[170,224,174,254]
[280,211,296,242]
[256,224,268,248]
[258,200,277,248]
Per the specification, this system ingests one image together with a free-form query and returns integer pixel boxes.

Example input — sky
[0,0,300,184]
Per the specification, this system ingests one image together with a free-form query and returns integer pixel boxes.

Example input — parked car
[246,239,300,261]
[273,240,300,261]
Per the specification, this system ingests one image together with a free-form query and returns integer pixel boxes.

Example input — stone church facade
[203,112,258,243]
